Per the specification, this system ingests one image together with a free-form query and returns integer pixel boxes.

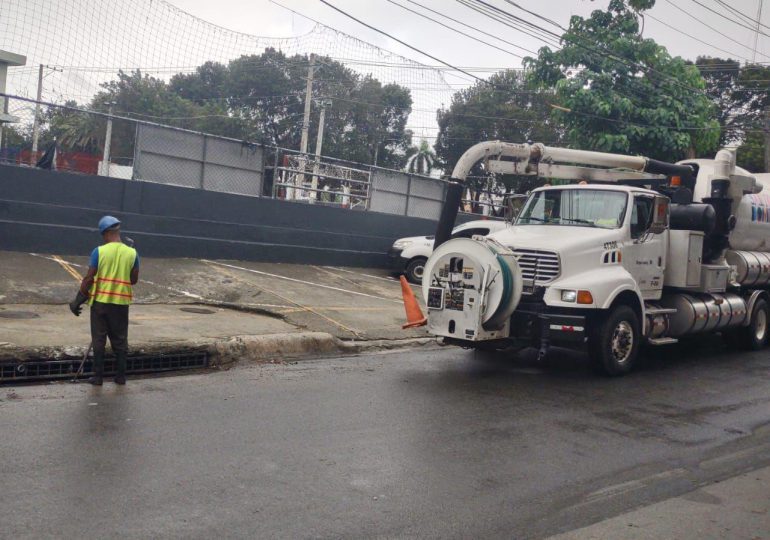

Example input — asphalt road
[1,339,769,539]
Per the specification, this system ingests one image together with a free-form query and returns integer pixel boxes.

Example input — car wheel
[405,257,427,285]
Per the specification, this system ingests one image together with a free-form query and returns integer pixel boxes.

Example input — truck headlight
[561,290,577,303]
[392,239,413,250]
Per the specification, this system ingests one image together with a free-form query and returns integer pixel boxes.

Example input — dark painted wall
[0,165,482,267]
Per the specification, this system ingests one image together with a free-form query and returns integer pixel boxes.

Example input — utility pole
[30,64,61,165]
[101,102,115,176]
[30,64,44,164]
[764,105,770,173]
[296,54,315,200]
[753,0,764,63]
[310,99,331,203]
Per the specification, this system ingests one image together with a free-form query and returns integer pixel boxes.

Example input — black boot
[89,351,104,386]
[114,351,127,385]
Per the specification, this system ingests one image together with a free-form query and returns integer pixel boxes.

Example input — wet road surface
[1,339,769,539]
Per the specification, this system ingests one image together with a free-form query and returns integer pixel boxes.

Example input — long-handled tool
[72,341,92,382]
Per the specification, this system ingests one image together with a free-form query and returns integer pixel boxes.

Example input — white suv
[388,219,509,284]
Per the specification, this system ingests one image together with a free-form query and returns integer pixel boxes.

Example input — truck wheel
[588,305,641,376]
[728,298,769,351]
[405,257,427,285]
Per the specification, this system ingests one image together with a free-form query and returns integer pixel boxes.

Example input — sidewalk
[0,251,430,364]
[549,465,770,540]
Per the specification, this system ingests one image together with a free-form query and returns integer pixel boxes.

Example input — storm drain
[0,352,209,383]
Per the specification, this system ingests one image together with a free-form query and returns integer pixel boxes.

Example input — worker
[69,216,139,385]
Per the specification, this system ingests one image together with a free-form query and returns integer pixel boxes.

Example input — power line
[399,0,539,55]
[383,0,525,59]
[645,11,755,61]
[661,0,770,60]
[687,0,770,36]
[316,0,483,82]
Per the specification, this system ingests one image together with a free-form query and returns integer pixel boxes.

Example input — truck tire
[405,257,427,285]
[726,298,769,351]
[588,305,641,376]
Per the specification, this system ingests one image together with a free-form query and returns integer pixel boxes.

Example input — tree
[405,139,436,174]
[435,69,561,171]
[696,57,770,167]
[170,50,414,167]
[435,69,561,210]
[525,0,720,162]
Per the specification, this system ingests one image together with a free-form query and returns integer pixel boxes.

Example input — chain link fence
[0,95,502,220]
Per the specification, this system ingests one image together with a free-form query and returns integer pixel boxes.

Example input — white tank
[680,157,770,253]
[730,192,770,252]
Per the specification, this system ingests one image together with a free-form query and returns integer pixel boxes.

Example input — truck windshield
[516,189,628,229]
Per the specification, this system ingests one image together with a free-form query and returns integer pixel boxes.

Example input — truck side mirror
[650,196,669,235]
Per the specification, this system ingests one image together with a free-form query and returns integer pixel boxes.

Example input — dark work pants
[90,302,129,375]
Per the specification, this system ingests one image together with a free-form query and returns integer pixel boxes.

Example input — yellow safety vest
[89,242,137,305]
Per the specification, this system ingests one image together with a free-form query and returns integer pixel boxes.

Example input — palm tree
[405,139,436,175]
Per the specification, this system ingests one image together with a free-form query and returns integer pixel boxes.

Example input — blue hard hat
[98,215,121,234]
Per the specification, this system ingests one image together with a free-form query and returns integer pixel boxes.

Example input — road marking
[203,260,401,304]
[30,253,85,268]
[327,266,401,283]
[51,255,83,282]
[312,265,362,287]
[205,262,364,337]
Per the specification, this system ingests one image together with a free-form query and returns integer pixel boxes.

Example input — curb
[0,332,436,368]
[213,332,436,367]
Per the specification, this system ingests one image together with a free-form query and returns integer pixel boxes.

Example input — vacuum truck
[422,141,770,375]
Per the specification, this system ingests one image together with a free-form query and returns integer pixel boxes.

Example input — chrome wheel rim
[611,320,634,364]
[755,309,767,341]
[414,264,425,279]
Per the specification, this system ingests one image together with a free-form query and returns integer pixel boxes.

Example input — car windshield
[516,189,628,229]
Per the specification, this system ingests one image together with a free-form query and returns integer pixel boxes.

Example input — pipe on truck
[436,141,697,249]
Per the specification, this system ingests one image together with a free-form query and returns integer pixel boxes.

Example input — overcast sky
[168,0,770,68]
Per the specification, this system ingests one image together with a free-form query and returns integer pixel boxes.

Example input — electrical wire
[662,0,770,60]
[317,0,484,82]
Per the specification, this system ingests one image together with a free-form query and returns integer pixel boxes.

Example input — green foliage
[39,50,414,167]
[435,69,561,171]
[525,0,720,162]
[435,69,562,201]
[737,130,766,172]
[696,57,770,156]
[170,49,414,167]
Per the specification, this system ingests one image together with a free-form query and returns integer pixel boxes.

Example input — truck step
[646,307,677,315]
[647,337,679,346]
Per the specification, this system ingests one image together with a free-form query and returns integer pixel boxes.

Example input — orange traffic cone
[400,275,427,329]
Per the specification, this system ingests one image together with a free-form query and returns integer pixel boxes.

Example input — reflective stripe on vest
[90,242,137,305]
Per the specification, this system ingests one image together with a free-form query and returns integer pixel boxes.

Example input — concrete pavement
[549,465,770,539]
[0,250,429,364]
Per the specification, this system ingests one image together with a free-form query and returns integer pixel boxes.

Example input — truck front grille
[513,249,560,286]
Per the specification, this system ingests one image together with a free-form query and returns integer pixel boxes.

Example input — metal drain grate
[0,352,209,383]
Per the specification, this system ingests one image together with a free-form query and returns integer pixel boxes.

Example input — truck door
[623,194,666,299]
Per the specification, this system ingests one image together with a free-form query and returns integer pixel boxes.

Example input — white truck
[422,141,770,375]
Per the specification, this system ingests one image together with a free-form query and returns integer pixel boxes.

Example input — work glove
[69,291,89,317]
[124,236,135,248]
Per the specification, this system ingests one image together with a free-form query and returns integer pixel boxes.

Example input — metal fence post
[405,173,412,216]
[199,134,208,190]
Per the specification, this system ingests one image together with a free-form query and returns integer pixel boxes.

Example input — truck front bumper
[511,302,587,346]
